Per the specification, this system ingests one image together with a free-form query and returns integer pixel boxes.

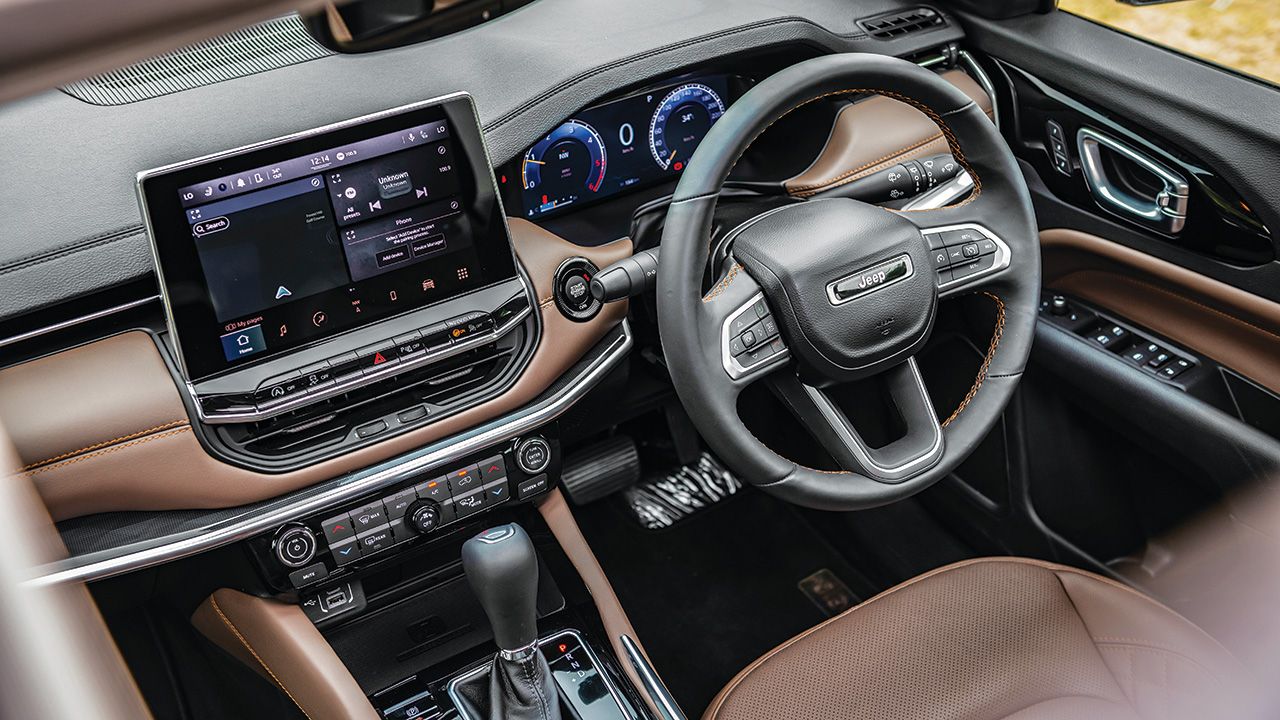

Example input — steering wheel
[657,53,1040,510]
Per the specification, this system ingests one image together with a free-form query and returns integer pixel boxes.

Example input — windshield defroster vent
[858,7,947,39]
[61,14,331,106]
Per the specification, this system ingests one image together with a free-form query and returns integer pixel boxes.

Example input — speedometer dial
[648,83,726,171]
[521,119,607,214]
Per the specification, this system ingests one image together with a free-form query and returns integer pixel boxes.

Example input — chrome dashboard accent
[958,49,999,130]
[0,294,161,350]
[901,170,973,211]
[26,320,633,588]
[621,634,686,720]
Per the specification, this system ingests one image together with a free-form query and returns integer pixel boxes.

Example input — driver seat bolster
[704,557,1248,720]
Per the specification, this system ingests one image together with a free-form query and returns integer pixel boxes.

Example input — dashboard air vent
[61,14,332,106]
[858,7,947,39]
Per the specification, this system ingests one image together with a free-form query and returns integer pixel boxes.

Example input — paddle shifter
[459,523,561,720]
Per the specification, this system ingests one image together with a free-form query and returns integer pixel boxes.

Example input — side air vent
[858,7,947,39]
[61,14,332,106]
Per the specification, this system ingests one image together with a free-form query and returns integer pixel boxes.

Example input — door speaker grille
[61,14,332,106]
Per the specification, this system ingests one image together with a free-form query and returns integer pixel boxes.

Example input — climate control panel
[252,436,558,594]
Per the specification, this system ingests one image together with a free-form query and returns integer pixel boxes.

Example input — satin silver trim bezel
[801,357,943,482]
[720,292,791,381]
[25,321,633,588]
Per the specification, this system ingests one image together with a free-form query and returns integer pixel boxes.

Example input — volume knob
[405,500,442,535]
[272,524,317,569]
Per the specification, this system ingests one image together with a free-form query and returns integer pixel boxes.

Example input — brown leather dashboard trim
[2,219,631,521]
[783,69,992,197]
[192,588,378,720]
[1041,228,1280,394]
[537,488,663,719]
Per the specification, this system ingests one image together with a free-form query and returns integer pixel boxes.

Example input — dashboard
[504,75,747,221]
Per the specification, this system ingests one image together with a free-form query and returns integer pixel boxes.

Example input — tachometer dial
[648,83,726,171]
[521,119,607,213]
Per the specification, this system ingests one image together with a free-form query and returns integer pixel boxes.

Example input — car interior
[3,0,1280,718]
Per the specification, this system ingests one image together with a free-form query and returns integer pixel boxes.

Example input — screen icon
[219,325,266,362]
[312,311,327,327]
[275,286,292,299]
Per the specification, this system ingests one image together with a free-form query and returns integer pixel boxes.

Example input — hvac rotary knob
[405,499,442,535]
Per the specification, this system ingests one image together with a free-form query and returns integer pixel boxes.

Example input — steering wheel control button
[952,254,997,280]
[516,474,550,500]
[273,525,318,569]
[742,330,758,348]
[723,295,790,379]
[516,437,552,474]
[321,514,356,543]
[925,224,1011,292]
[289,563,329,589]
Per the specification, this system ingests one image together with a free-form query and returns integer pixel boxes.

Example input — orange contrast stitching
[209,595,314,720]
[26,427,192,476]
[17,419,188,471]
[702,263,743,302]
[942,292,1004,428]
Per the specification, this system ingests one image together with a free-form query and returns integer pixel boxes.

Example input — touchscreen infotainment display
[140,95,517,381]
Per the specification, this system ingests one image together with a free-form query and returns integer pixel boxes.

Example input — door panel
[911,6,1280,656]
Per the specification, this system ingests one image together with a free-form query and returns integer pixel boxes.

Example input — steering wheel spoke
[767,359,944,483]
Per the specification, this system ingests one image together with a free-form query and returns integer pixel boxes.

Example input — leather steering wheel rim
[657,53,1040,511]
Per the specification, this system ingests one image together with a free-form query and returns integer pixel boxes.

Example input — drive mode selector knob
[272,524,317,569]
[405,499,442,535]
[516,436,552,474]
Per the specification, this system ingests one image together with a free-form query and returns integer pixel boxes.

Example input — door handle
[1076,128,1189,234]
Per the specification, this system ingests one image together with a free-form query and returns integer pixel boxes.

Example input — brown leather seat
[705,557,1248,720]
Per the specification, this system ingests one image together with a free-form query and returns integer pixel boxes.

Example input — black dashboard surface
[0,0,962,323]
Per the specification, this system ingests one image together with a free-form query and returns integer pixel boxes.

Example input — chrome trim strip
[448,629,636,720]
[0,294,161,349]
[621,634,686,720]
[824,254,914,307]
[193,301,532,423]
[801,358,943,482]
[958,50,999,130]
[26,321,633,588]
[1076,127,1189,234]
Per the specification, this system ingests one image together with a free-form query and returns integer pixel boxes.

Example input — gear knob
[462,523,539,652]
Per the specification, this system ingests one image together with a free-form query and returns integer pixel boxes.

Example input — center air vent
[858,7,947,39]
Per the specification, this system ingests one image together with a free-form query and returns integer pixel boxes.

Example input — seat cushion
[704,557,1245,720]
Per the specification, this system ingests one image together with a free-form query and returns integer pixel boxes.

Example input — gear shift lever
[460,523,561,720]
[462,524,539,655]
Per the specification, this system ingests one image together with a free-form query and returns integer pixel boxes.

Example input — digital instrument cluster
[512,75,736,219]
